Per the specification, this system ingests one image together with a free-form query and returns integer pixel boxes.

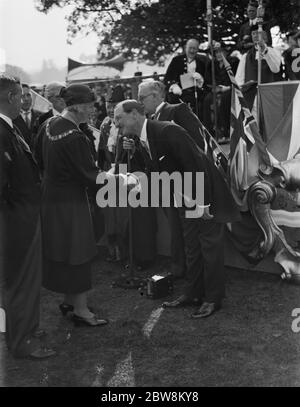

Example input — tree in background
[36,0,300,62]
[4,64,31,83]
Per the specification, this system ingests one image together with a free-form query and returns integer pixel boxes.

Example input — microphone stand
[112,136,145,289]
[194,78,199,118]
[207,0,219,140]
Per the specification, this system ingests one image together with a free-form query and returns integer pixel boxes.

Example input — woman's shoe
[59,303,74,316]
[59,303,95,317]
[72,314,109,327]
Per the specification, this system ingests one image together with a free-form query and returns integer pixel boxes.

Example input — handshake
[105,166,141,193]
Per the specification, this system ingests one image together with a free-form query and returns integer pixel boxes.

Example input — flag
[30,89,52,113]
[259,81,300,163]
[259,81,300,243]
[222,54,270,209]
[201,126,229,181]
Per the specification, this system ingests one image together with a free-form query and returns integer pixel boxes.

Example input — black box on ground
[145,274,173,299]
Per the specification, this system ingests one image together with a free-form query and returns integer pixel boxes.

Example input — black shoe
[72,314,109,327]
[59,303,95,317]
[162,295,201,308]
[124,263,144,272]
[32,329,47,339]
[191,302,221,319]
[25,347,56,360]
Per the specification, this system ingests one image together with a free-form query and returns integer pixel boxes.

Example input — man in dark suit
[13,84,41,148]
[237,1,272,54]
[138,80,206,278]
[164,39,209,120]
[115,100,240,318]
[139,80,205,150]
[0,75,55,358]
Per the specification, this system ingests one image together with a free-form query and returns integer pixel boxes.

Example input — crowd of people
[1,0,300,360]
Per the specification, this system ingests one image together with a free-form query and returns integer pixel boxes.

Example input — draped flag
[259,81,300,163]
[200,126,229,182]
[222,54,270,210]
[259,81,300,239]
[30,89,52,113]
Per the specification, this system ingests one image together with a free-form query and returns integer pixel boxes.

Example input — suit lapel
[146,120,159,167]
[154,102,166,120]
[13,126,32,153]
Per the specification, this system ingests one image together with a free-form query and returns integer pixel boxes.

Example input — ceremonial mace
[206,0,219,140]
[257,0,265,134]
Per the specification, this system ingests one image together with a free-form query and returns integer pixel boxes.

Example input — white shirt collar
[0,113,13,128]
[21,109,31,114]
[21,109,32,120]
[140,119,152,159]
[140,119,148,143]
[155,101,165,115]
[250,18,257,25]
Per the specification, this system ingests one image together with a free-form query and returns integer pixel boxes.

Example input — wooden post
[257,0,265,132]
[207,0,218,139]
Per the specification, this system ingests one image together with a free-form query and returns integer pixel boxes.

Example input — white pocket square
[159,155,165,161]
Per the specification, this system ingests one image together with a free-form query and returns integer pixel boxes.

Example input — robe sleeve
[64,133,100,187]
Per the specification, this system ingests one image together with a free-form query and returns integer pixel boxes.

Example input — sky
[0,0,99,73]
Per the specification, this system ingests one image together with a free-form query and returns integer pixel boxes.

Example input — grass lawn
[1,254,300,387]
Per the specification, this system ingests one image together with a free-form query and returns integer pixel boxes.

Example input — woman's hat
[59,84,96,106]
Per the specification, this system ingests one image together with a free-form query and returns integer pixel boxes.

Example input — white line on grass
[142,307,164,339]
[107,351,135,387]
[91,364,105,387]
[94,307,164,386]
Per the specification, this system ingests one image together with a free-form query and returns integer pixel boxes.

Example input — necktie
[137,139,153,172]
[140,139,152,160]
[24,111,30,128]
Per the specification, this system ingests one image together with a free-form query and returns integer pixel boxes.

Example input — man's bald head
[114,99,145,137]
[45,81,66,113]
[116,99,145,115]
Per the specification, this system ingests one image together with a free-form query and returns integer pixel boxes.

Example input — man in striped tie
[13,84,41,147]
